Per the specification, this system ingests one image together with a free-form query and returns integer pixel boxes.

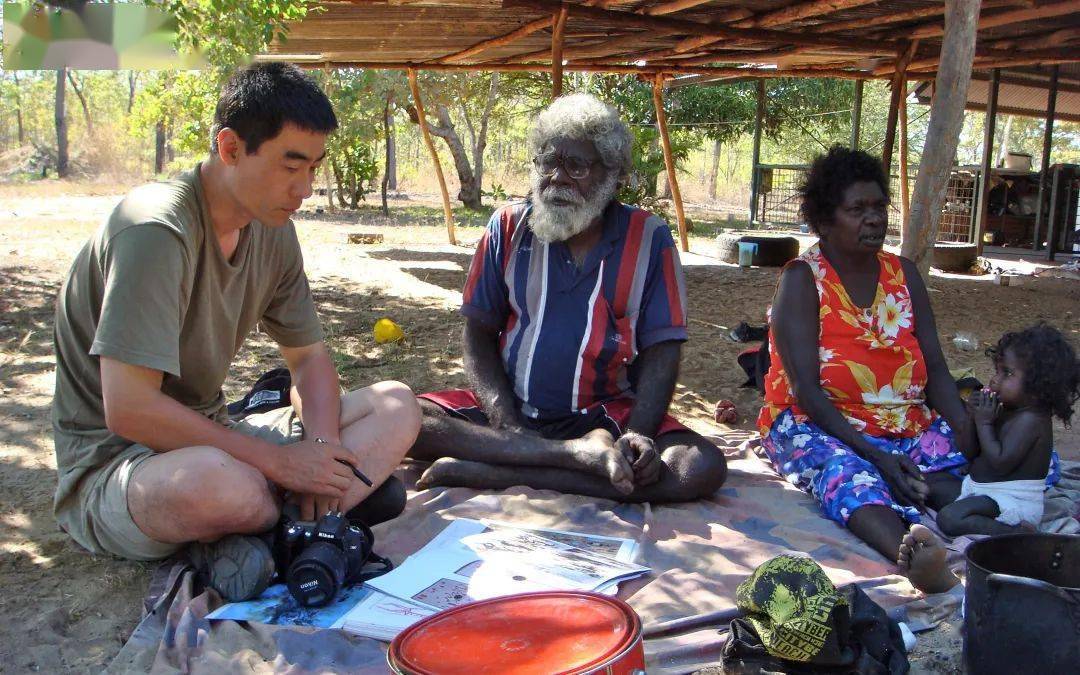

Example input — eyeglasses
[532,153,599,180]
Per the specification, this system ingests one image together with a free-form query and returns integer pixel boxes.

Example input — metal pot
[964,533,1080,674]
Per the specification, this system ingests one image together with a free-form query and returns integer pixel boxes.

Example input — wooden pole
[407,68,456,246]
[1032,65,1059,254]
[974,68,1000,255]
[899,81,910,232]
[551,6,569,98]
[882,41,917,172]
[901,0,980,274]
[850,79,863,149]
[750,79,765,224]
[652,75,689,252]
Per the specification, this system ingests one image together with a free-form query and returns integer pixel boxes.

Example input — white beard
[528,170,619,244]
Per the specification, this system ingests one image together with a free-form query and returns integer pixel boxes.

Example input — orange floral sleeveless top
[758,248,933,438]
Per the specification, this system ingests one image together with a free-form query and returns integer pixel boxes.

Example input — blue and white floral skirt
[760,408,1060,525]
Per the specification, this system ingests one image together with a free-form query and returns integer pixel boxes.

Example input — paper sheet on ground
[364,518,648,612]
[206,582,369,628]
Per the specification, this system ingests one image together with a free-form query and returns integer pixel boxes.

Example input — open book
[337,518,648,641]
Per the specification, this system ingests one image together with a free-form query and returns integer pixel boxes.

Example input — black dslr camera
[274,512,391,607]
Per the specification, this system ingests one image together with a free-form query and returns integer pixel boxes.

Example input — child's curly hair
[987,322,1080,426]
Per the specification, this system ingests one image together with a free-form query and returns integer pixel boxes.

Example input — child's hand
[969,388,1000,424]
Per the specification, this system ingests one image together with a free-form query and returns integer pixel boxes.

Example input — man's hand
[870,450,928,508]
[968,389,1000,426]
[488,409,539,437]
[615,432,662,487]
[265,439,356,498]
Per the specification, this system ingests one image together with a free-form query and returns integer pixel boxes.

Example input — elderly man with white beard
[409,93,727,503]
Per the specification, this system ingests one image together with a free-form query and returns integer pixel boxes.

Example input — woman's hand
[869,450,929,508]
[967,389,1000,426]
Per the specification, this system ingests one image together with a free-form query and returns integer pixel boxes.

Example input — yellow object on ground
[374,318,405,344]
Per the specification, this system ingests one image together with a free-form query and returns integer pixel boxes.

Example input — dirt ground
[1,180,1076,673]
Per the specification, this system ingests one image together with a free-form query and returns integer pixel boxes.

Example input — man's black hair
[210,62,337,154]
[799,145,890,234]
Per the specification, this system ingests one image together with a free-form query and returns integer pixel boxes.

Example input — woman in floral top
[758,147,971,594]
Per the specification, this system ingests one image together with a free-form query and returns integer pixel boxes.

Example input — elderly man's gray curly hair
[527,93,633,179]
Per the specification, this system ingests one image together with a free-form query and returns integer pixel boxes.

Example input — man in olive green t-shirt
[52,63,421,601]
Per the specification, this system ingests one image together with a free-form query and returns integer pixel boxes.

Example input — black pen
[315,437,374,487]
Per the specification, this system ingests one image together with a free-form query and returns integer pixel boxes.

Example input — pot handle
[986,573,1076,604]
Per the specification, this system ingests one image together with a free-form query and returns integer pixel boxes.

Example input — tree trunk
[12,73,25,146]
[154,121,166,173]
[386,109,397,190]
[67,71,93,137]
[128,71,138,114]
[647,124,661,195]
[707,138,721,200]
[332,159,348,208]
[55,69,69,178]
[381,94,391,217]
[901,0,980,274]
[996,114,1014,167]
[473,73,500,207]
[429,104,481,209]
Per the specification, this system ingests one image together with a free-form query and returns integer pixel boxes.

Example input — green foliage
[325,69,398,206]
[483,182,509,202]
[148,0,319,67]
[128,70,219,163]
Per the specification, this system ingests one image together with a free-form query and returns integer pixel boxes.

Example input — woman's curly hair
[799,146,890,234]
[987,322,1080,426]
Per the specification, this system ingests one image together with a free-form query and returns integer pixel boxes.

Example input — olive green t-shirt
[52,163,323,517]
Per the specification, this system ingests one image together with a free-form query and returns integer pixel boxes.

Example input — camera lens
[287,541,346,607]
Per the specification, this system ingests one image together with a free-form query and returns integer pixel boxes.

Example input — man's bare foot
[416,457,487,490]
[566,430,634,495]
[897,524,959,594]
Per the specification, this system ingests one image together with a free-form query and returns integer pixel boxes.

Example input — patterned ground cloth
[109,437,1080,675]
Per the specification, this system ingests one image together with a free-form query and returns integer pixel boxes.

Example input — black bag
[721,584,909,675]
[227,368,292,420]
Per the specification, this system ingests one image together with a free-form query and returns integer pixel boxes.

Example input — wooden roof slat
[498,2,749,65]
[306,59,874,79]
[437,15,554,62]
[504,0,900,54]
[876,44,1079,75]
[909,0,1080,39]
[674,0,879,53]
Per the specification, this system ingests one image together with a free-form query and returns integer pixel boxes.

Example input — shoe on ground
[187,534,276,602]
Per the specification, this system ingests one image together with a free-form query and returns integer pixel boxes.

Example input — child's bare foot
[897,524,959,594]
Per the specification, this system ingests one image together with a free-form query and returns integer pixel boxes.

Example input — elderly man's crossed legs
[411,400,727,502]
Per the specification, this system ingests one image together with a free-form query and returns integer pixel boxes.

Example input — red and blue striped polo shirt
[461,200,688,420]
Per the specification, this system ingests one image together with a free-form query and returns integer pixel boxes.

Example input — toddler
[937,323,1079,535]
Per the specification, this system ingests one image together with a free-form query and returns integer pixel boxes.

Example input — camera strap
[352,519,395,582]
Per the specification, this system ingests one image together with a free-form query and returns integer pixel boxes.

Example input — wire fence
[753,164,978,242]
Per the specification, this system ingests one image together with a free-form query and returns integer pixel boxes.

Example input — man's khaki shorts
[64,407,301,561]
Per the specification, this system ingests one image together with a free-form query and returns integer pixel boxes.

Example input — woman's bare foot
[566,430,634,495]
[897,524,959,594]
